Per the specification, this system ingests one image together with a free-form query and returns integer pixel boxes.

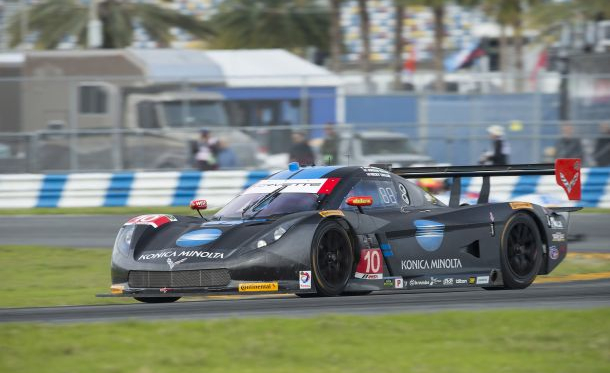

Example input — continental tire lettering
[401,259,462,270]
[238,283,279,292]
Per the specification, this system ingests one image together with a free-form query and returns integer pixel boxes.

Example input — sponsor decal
[476,276,490,285]
[355,248,383,279]
[409,279,430,287]
[549,216,564,229]
[468,277,476,284]
[361,167,392,178]
[137,250,224,261]
[559,171,579,193]
[455,279,467,285]
[552,232,566,242]
[348,196,373,206]
[244,178,341,195]
[394,278,403,289]
[176,229,223,247]
[299,271,312,290]
[443,278,454,286]
[549,246,559,260]
[167,257,187,270]
[124,214,177,229]
[489,212,496,236]
[430,277,441,286]
[401,258,462,270]
[414,220,445,252]
[319,210,345,218]
[510,202,533,210]
[160,287,171,293]
[238,282,279,292]
[384,279,394,287]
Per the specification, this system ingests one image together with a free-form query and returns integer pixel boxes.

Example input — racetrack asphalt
[1,279,609,323]
[0,213,607,251]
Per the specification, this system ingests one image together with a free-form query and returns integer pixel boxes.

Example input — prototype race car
[101,159,582,303]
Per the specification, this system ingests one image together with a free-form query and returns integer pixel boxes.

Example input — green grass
[1,309,609,373]
[579,208,610,214]
[2,246,610,309]
[0,246,133,308]
[0,206,218,216]
[550,253,610,277]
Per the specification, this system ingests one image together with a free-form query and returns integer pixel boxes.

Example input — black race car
[102,159,582,303]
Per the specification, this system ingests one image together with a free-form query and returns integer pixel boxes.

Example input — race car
[101,159,582,303]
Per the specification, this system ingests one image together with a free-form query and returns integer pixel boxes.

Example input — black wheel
[311,220,354,296]
[134,297,180,303]
[497,213,543,289]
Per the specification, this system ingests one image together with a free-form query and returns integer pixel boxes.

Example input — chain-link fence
[0,71,609,173]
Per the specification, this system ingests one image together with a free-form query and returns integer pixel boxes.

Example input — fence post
[69,79,79,171]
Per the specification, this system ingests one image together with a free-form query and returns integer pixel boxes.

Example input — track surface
[2,280,609,323]
[0,213,607,251]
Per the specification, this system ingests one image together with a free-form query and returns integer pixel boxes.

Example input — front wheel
[497,213,543,289]
[134,297,180,303]
[311,220,354,296]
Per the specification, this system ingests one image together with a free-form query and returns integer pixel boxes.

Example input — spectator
[555,124,583,160]
[480,125,510,165]
[193,129,218,171]
[289,131,315,166]
[216,138,238,169]
[594,122,610,166]
[320,124,339,165]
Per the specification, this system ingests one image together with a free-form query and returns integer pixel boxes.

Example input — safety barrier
[0,168,608,209]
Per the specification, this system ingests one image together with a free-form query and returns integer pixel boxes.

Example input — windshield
[215,193,319,219]
[162,100,229,127]
[362,138,417,155]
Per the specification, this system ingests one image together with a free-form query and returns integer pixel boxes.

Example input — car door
[379,178,492,278]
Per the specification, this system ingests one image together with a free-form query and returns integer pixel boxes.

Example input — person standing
[289,131,315,166]
[555,124,583,160]
[320,124,339,165]
[216,137,238,169]
[480,125,510,165]
[594,122,610,166]
[194,129,218,171]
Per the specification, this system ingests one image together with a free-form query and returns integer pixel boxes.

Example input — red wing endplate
[555,158,581,201]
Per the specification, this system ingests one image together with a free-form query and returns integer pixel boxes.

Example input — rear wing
[384,159,581,208]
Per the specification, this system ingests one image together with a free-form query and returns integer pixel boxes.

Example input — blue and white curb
[0,168,609,209]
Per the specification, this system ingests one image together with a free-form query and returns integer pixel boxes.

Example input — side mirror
[346,196,373,207]
[190,199,208,210]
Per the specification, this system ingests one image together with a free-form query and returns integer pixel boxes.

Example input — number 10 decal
[355,248,383,280]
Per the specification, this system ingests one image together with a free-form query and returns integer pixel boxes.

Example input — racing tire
[134,297,181,303]
[311,220,355,297]
[495,212,543,290]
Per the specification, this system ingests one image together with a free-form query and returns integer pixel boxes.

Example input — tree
[210,0,329,53]
[357,0,372,91]
[392,0,406,91]
[8,0,214,49]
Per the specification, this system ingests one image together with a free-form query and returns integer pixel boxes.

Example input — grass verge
[2,246,610,309]
[1,309,610,373]
[0,206,218,216]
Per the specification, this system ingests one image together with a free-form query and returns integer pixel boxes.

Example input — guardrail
[0,168,608,209]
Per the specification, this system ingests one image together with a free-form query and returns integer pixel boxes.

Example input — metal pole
[87,0,102,48]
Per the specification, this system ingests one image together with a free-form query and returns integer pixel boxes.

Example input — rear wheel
[311,220,354,296]
[496,213,543,289]
[134,297,180,303]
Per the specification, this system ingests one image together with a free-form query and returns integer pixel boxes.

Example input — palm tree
[357,0,372,91]
[329,0,343,72]
[392,0,406,91]
[8,0,214,49]
[210,0,329,53]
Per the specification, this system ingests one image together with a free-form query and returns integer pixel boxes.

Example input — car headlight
[252,223,293,249]
[273,226,287,241]
[114,225,135,256]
